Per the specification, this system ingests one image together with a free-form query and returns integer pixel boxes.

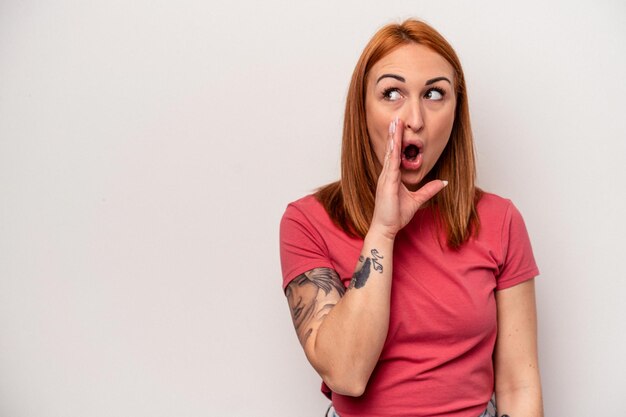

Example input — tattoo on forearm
[350,258,371,289]
[371,248,384,272]
[349,248,384,289]
[285,268,345,346]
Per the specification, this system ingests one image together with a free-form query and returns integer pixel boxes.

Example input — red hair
[316,19,481,248]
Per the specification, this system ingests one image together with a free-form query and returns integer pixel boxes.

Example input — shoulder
[475,191,529,237]
[476,191,526,223]
[282,194,328,224]
[474,191,535,248]
[280,192,357,248]
[476,192,539,287]
[476,191,515,214]
[280,193,340,240]
[286,194,324,212]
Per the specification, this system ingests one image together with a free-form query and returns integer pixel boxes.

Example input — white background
[1,1,625,416]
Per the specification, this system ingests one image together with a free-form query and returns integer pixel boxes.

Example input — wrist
[366,224,397,243]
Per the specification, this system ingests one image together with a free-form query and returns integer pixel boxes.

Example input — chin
[401,162,439,190]
[401,173,426,191]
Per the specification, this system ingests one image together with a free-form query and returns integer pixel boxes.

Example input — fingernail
[389,119,396,135]
[442,180,449,187]
[390,138,395,151]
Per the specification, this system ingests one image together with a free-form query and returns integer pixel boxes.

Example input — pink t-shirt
[279,192,539,417]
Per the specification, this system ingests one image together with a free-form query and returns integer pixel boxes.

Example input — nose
[404,100,424,133]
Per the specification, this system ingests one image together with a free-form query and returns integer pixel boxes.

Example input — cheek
[433,108,456,143]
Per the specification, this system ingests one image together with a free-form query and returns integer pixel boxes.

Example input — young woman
[280,19,543,417]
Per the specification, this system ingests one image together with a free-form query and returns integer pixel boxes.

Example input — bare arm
[285,236,394,396]
[494,279,544,416]
[285,118,447,396]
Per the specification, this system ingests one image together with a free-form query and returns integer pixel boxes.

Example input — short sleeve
[496,202,540,290]
[279,203,334,290]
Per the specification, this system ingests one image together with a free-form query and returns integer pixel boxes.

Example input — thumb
[409,180,448,207]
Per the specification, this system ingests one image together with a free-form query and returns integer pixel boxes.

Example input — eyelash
[382,86,446,100]
[426,86,446,99]
[381,87,400,100]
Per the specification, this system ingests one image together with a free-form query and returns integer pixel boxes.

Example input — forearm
[309,230,394,396]
[494,280,543,416]
[496,382,543,417]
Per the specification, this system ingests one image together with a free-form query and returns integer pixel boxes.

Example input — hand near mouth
[370,117,448,241]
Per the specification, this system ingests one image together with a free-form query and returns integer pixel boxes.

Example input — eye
[424,87,445,101]
[382,88,403,102]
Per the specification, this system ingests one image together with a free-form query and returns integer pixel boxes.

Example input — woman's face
[365,43,457,191]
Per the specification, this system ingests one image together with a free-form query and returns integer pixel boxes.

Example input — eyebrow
[376,74,405,84]
[425,76,452,85]
[376,74,452,86]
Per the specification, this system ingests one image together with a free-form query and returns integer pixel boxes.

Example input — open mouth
[403,144,420,161]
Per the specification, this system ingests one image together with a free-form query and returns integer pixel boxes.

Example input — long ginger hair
[316,19,481,248]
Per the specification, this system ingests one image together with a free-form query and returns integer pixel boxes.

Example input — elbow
[307,339,376,397]
[322,371,368,397]
[325,379,367,397]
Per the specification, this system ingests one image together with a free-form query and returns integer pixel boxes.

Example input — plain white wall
[1,0,625,415]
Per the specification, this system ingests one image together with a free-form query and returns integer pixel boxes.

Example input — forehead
[368,43,455,83]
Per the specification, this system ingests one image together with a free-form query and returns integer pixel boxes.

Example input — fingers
[391,117,401,165]
[409,179,448,207]
[382,117,401,181]
[383,118,396,164]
